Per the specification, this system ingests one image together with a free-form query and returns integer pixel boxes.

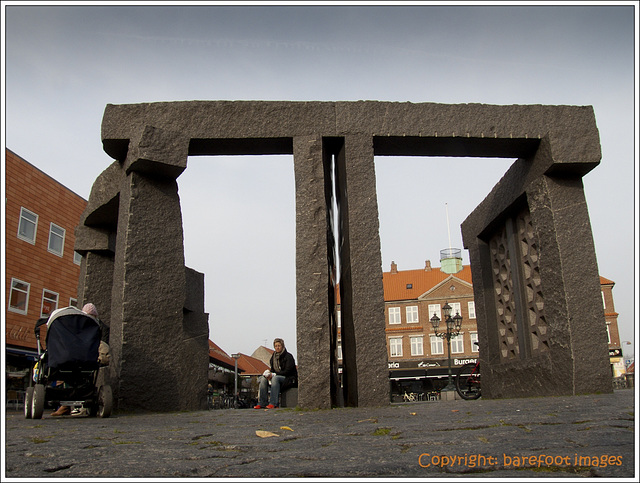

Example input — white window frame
[388,307,401,325]
[406,305,419,323]
[468,300,476,319]
[47,223,65,257]
[470,332,479,352]
[17,207,38,244]
[9,278,30,314]
[428,304,442,321]
[449,302,462,318]
[606,322,611,344]
[336,309,341,328]
[602,291,606,309]
[410,336,424,356]
[389,337,403,357]
[73,251,83,265]
[451,334,464,354]
[430,335,443,355]
[41,289,59,317]
[69,297,78,307]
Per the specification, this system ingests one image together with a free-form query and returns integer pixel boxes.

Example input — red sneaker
[253,405,263,409]
[266,404,277,409]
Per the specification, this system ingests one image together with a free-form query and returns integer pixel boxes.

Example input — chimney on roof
[425,260,432,271]
[391,261,398,274]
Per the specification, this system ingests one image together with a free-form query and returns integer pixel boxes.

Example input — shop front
[5,346,39,410]
[388,357,478,401]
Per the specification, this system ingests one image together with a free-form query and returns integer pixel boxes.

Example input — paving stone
[4,389,634,478]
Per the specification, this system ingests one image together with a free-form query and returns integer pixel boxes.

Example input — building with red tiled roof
[207,339,244,395]
[208,339,241,372]
[235,353,270,376]
[383,260,473,301]
[380,260,477,399]
[336,259,625,400]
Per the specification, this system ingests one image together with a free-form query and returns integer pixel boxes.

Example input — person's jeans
[258,374,286,406]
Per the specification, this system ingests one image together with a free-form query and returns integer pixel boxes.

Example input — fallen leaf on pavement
[280,426,294,431]
[410,412,417,416]
[256,430,279,438]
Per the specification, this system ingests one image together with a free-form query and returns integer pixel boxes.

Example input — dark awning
[389,369,427,380]
[6,346,39,361]
[425,367,455,378]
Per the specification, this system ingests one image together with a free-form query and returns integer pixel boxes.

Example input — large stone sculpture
[75,101,610,412]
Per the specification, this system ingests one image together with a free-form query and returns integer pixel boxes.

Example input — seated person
[254,338,297,409]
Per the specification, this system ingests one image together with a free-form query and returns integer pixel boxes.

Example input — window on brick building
[428,304,441,320]
[451,334,464,353]
[430,335,443,355]
[389,337,403,357]
[406,305,419,323]
[468,301,476,319]
[410,336,424,356]
[17,207,38,244]
[450,302,462,317]
[48,223,65,257]
[73,251,82,265]
[470,332,479,352]
[9,278,30,314]
[41,289,59,317]
[389,307,401,324]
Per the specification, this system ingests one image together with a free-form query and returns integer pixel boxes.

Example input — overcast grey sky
[3,2,637,362]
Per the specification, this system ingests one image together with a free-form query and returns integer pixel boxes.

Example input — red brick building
[377,260,623,398]
[601,276,625,377]
[4,148,87,393]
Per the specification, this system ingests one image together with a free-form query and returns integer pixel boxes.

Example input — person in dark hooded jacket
[254,338,297,409]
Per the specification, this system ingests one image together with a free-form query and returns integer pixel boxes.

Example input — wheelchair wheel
[97,385,113,418]
[32,384,46,419]
[24,387,34,419]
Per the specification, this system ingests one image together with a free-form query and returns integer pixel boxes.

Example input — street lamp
[430,302,463,392]
[231,354,240,408]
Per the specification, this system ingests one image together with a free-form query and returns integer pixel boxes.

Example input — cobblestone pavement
[3,389,635,479]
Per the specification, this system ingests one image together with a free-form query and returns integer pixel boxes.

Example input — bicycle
[455,359,481,400]
[402,391,417,402]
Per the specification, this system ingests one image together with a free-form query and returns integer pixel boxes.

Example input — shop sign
[454,358,477,365]
[388,360,434,370]
[388,358,477,370]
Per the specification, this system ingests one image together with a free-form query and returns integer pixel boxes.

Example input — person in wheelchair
[28,303,112,418]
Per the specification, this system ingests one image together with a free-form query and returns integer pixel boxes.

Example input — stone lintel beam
[101,102,600,174]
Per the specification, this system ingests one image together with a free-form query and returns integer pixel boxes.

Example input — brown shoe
[51,405,70,416]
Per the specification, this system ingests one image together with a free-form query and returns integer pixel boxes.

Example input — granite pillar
[293,135,333,409]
